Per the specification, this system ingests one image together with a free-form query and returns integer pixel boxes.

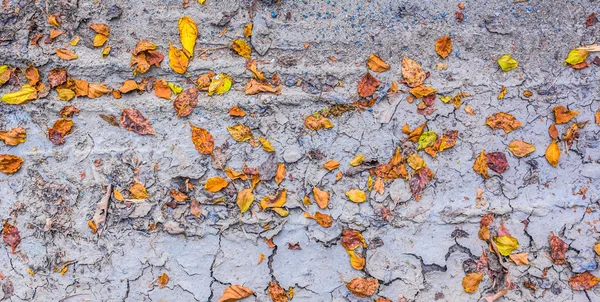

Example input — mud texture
[1,0,600,301]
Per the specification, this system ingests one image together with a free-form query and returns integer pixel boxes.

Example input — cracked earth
[1,0,600,301]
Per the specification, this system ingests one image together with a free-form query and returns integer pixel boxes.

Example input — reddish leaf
[569,271,600,291]
[586,13,598,28]
[486,152,508,174]
[357,72,380,98]
[268,280,288,302]
[2,222,20,254]
[120,108,154,135]
[409,167,434,201]
[48,68,68,88]
[59,106,80,118]
[48,119,74,145]
[549,232,568,265]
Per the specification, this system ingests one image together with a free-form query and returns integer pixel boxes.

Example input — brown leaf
[507,140,535,157]
[486,152,508,174]
[48,119,74,145]
[409,167,434,201]
[0,126,26,146]
[100,114,119,127]
[357,72,380,98]
[435,36,452,58]
[586,13,598,28]
[549,232,567,265]
[120,108,155,135]
[462,273,483,293]
[89,184,112,235]
[190,124,214,155]
[486,112,522,135]
[439,130,458,151]
[553,106,579,124]
[24,65,39,85]
[548,124,558,140]
[48,68,68,88]
[569,271,600,291]
[90,23,110,36]
[87,83,111,98]
[173,87,198,117]
[596,110,600,126]
[268,280,288,302]
[401,57,426,88]
[545,141,560,168]
[2,222,21,254]
[218,285,254,302]
[366,53,390,72]
[341,229,366,250]
[55,49,78,60]
[190,197,202,217]
[197,72,216,91]
[169,189,189,202]
[346,277,378,298]
[118,80,141,93]
[473,150,489,179]
[59,106,80,118]
[245,78,280,95]
[157,273,169,288]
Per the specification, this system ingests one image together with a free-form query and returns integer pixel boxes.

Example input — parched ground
[1,0,600,301]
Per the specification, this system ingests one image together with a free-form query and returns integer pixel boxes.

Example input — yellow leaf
[497,86,507,100]
[462,273,483,293]
[101,46,111,58]
[0,65,10,86]
[169,43,189,74]
[231,39,251,58]
[493,235,519,256]
[349,154,364,166]
[323,160,340,171]
[48,14,60,27]
[225,168,248,181]
[545,140,560,167]
[204,177,229,193]
[244,23,253,38]
[313,186,330,209]
[305,114,334,130]
[168,82,183,94]
[497,54,518,71]
[178,16,198,58]
[198,0,206,4]
[227,124,252,142]
[70,36,80,46]
[409,85,437,98]
[260,189,287,209]
[113,189,124,201]
[57,88,76,101]
[594,243,600,256]
[565,49,588,66]
[407,153,426,170]
[236,188,254,213]
[93,34,108,47]
[1,84,37,105]
[507,140,535,158]
[271,207,289,217]
[56,49,78,60]
[347,250,365,270]
[275,163,286,185]
[129,182,150,199]
[258,137,275,152]
[208,73,232,96]
[366,53,390,72]
[435,35,452,58]
[346,189,366,203]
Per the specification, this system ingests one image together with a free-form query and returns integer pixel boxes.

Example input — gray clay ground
[1,0,600,301]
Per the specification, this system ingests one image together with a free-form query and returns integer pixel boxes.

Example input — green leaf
[497,54,519,71]
[417,131,437,150]
[564,49,588,66]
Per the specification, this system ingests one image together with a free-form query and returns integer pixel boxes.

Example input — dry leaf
[173,87,198,117]
[313,186,330,209]
[100,114,119,127]
[1,84,38,104]
[0,127,26,146]
[218,285,254,302]
[236,188,254,213]
[232,39,251,58]
[486,112,522,135]
[229,106,246,117]
[244,23,253,38]
[93,34,108,47]
[48,119,73,145]
[87,83,111,98]
[366,53,390,72]
[462,273,483,293]
[154,79,171,99]
[178,16,197,57]
[205,177,228,193]
[268,280,288,302]
[347,249,365,270]
[129,182,150,199]
[113,189,124,201]
[190,124,214,155]
[549,232,567,265]
[258,138,275,152]
[275,163,286,185]
[170,190,189,202]
[2,222,21,254]
[90,23,109,36]
[346,277,378,298]
[486,152,508,174]
[509,252,529,265]
[208,73,232,95]
[493,235,519,256]
[564,49,588,66]
[569,271,600,291]
[346,189,366,203]
[157,273,169,288]
[409,85,437,98]
[439,130,458,151]
[120,108,155,135]
[409,167,434,201]
[190,197,201,217]
[305,211,332,228]
[169,43,189,74]
[24,65,39,85]
[245,78,280,95]
[260,189,287,209]
[435,35,452,58]
[56,49,78,60]
[357,72,380,98]
[401,57,426,88]
[342,229,366,250]
[507,140,535,157]
[227,124,252,142]
[323,160,340,171]
[48,14,60,27]
[305,114,334,130]
[0,154,23,174]
[553,106,579,124]
[545,141,560,167]
[349,154,364,166]
[497,86,507,100]
[497,54,518,71]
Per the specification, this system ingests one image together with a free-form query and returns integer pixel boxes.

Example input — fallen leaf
[227,124,252,142]
[58,87,76,101]
[24,65,39,85]
[87,83,111,98]
[218,285,254,302]
[236,188,255,213]
[101,46,111,58]
[100,114,119,127]
[93,34,108,47]
[261,189,287,209]
[208,73,233,95]
[401,57,426,88]
[169,43,189,74]
[118,80,141,93]
[56,49,78,60]
[178,16,197,57]
[154,79,172,99]
[417,131,437,150]
[268,280,288,302]
[497,86,507,100]
[48,14,60,27]
[190,197,201,217]
[462,273,483,293]
[258,138,275,152]
[493,235,519,256]
[48,119,73,145]
[586,13,598,28]
[313,186,330,209]
[346,189,366,203]
[0,154,23,175]
[190,125,215,155]
[0,65,10,86]
[366,53,390,72]
[129,182,150,199]
[50,29,64,39]
[435,35,452,58]
[173,87,198,117]
[244,23,253,37]
[595,243,600,256]
[346,277,378,298]
[357,72,380,98]
[553,106,579,124]
[2,222,21,253]
[205,177,228,193]
[305,211,332,228]
[342,229,366,250]
[1,84,38,104]
[349,154,364,166]
[569,271,600,291]
[305,114,334,130]
[473,150,489,178]
[409,85,437,98]
[507,140,535,157]
[90,23,109,36]
[409,167,434,201]
[245,78,280,95]
[70,36,80,46]
[170,190,188,202]
[486,152,508,174]
[347,249,365,270]
[439,130,459,151]
[564,49,588,66]
[323,160,340,171]
[486,112,522,134]
[549,232,568,265]
[509,253,529,265]
[157,273,169,288]
[48,68,68,88]
[545,141,560,167]
[275,163,286,185]
[232,39,251,58]
[120,108,155,135]
[89,184,112,235]
[497,54,518,71]
[113,189,124,201]
[0,127,26,146]
[130,40,164,75]
[229,106,246,117]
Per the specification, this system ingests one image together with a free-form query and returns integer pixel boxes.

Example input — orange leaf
[545,141,560,167]
[401,57,426,88]
[275,163,286,185]
[435,35,452,58]
[268,280,288,302]
[323,160,340,171]
[190,124,214,155]
[204,177,228,193]
[55,49,78,60]
[507,140,535,157]
[217,285,254,302]
[245,78,280,95]
[0,126,26,146]
[2,221,21,253]
[48,119,73,145]
[313,186,330,209]
[90,23,110,36]
[366,53,390,72]
[409,85,437,98]
[169,190,189,202]
[462,273,483,293]
[229,106,246,117]
[227,124,252,142]
[24,65,39,85]
[347,249,365,270]
[357,72,380,98]
[509,252,529,265]
[569,271,600,291]
[341,229,366,250]
[87,83,111,98]
[154,79,172,99]
[157,273,169,288]
[346,277,378,298]
[129,182,150,199]
[553,106,579,124]
[173,87,198,117]
[260,189,287,209]
[305,114,333,131]
[485,112,522,135]
[473,150,489,179]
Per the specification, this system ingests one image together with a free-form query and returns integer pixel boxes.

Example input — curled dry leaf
[120,108,155,135]
[190,124,214,155]
[2,222,21,253]
[0,126,26,146]
[507,140,535,157]
[313,186,330,209]
[435,35,452,58]
[204,177,228,193]
[497,54,518,71]
[439,130,459,151]
[346,189,366,203]
[341,229,366,250]
[178,16,197,58]
[323,160,340,171]
[173,87,198,117]
[218,285,254,302]
[545,141,560,167]
[232,39,251,58]
[275,163,286,185]
[401,57,426,88]
[48,14,60,27]
[268,280,288,302]
[208,73,232,95]
[549,232,568,265]
[236,188,254,213]
[130,40,164,75]
[569,271,600,291]
[347,249,365,270]
[346,277,378,298]
[486,112,522,135]
[261,189,287,209]
[357,72,380,98]
[462,273,483,293]
[305,114,334,130]
[55,49,78,60]
[227,124,252,142]
[169,43,189,74]
[48,119,73,145]
[486,152,508,174]
[409,167,434,201]
[366,53,390,72]
[553,106,579,124]
[245,78,280,95]
[1,84,38,105]
[197,72,215,91]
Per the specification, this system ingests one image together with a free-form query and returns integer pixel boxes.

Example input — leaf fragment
[218,285,254,302]
[323,160,340,171]
[417,131,437,150]
[349,154,364,166]
[485,152,508,174]
[229,106,246,117]
[409,167,434,201]
[268,280,288,302]
[129,182,150,199]
[24,65,39,85]
[509,252,529,266]
[157,273,169,288]
[347,249,365,270]
[305,114,334,130]
[245,78,280,95]
[313,186,330,209]
[0,127,26,146]
[232,39,251,58]
[549,232,568,265]
[208,73,233,95]
[553,106,579,124]
[274,163,286,185]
